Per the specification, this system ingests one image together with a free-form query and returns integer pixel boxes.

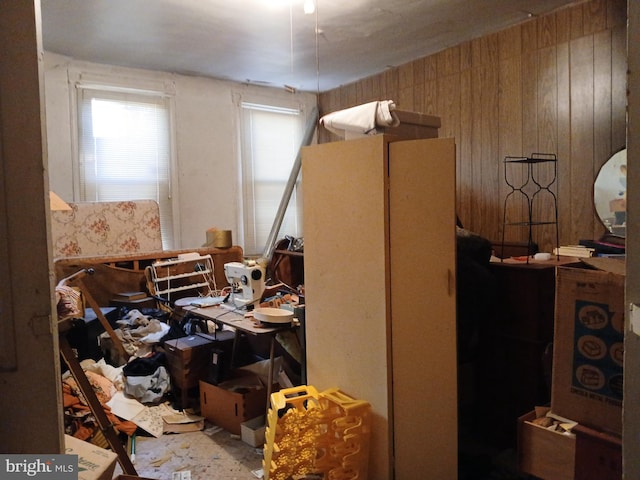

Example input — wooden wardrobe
[302,134,458,479]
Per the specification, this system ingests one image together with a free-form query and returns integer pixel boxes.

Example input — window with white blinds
[239,102,304,256]
[76,87,174,249]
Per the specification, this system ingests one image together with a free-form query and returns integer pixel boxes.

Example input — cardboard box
[64,434,118,480]
[517,410,575,480]
[241,415,266,447]
[199,374,268,435]
[574,424,622,480]
[551,260,625,435]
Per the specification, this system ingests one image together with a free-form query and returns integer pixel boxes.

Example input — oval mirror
[594,148,627,238]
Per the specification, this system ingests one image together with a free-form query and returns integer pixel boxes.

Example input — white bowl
[253,307,294,324]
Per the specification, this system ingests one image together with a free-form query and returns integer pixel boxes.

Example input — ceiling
[41,0,579,93]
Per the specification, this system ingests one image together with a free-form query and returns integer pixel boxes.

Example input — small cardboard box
[551,259,625,435]
[64,434,118,480]
[517,410,575,480]
[241,415,266,447]
[199,374,268,435]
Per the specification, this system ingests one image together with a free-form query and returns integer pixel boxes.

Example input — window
[239,102,305,256]
[76,86,175,249]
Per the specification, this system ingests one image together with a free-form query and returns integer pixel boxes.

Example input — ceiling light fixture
[304,0,315,15]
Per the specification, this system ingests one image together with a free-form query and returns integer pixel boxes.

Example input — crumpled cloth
[319,100,400,137]
[124,365,170,405]
[100,310,170,365]
[62,370,137,440]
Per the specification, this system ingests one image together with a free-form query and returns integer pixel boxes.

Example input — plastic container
[263,385,371,480]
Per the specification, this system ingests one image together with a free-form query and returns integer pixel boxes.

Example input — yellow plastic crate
[263,386,371,480]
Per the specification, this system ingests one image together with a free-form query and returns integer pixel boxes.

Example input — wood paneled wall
[318,0,627,253]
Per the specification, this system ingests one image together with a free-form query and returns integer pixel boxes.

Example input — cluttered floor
[113,423,263,480]
[110,423,530,480]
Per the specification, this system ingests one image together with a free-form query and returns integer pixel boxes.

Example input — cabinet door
[389,137,458,479]
[302,135,393,479]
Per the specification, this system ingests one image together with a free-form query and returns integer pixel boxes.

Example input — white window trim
[233,90,310,257]
[68,67,181,248]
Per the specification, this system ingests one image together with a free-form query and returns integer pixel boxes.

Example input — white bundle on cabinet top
[319,100,400,137]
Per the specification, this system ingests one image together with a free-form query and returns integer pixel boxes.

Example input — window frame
[69,70,180,249]
[236,95,308,257]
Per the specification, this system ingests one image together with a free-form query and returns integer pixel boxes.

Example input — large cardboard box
[199,374,268,435]
[551,259,625,435]
[517,410,576,480]
[64,434,118,480]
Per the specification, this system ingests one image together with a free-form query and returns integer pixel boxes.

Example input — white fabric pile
[319,100,400,138]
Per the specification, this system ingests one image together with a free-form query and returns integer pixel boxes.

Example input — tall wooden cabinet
[302,135,458,479]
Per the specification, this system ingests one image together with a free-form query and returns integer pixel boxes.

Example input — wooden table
[187,304,297,413]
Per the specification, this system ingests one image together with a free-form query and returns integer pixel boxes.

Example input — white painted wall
[43,52,317,251]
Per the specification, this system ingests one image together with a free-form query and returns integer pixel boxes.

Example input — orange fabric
[62,376,137,439]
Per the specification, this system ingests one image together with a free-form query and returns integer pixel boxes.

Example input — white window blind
[239,102,303,256]
[77,87,174,249]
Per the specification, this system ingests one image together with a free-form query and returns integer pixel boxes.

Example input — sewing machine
[224,261,266,307]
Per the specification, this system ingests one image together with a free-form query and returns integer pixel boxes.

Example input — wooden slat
[570,35,596,241]
[584,0,608,35]
[556,41,573,247]
[535,46,560,251]
[458,68,473,227]
[538,14,557,48]
[611,24,627,151]
[498,54,524,243]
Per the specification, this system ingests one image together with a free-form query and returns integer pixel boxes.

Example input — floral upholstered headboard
[51,200,163,258]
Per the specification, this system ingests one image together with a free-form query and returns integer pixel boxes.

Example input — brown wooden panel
[498,55,524,243]
[594,29,613,166]
[480,63,501,239]
[437,45,460,76]
[423,79,438,115]
[458,69,473,227]
[340,83,357,107]
[570,35,596,241]
[556,41,573,247]
[522,18,538,53]
[437,74,460,140]
[555,6,572,44]
[593,29,614,239]
[397,86,414,111]
[460,40,473,70]
[424,54,437,81]
[611,25,627,151]
[412,58,425,112]
[469,65,484,234]
[535,46,560,251]
[499,24,521,61]
[571,2,585,39]
[398,62,413,91]
[382,67,399,99]
[522,50,539,155]
[355,77,373,104]
[538,14,557,48]
[584,0,608,34]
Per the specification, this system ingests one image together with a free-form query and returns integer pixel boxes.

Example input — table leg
[266,335,276,415]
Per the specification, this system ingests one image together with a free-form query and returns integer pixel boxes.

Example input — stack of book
[552,245,595,258]
[110,291,156,309]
